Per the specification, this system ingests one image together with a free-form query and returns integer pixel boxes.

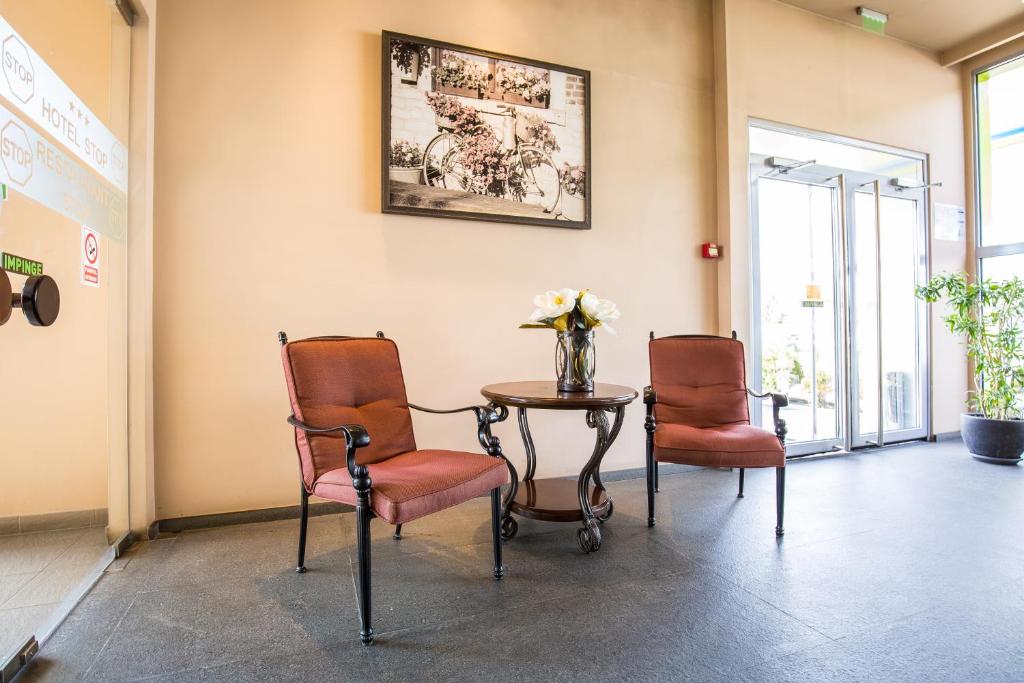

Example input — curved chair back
[281,336,417,488]
[649,335,750,429]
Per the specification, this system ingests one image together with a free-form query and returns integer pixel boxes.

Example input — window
[975,54,1024,277]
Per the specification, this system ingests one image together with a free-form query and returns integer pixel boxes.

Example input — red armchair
[644,334,788,536]
[279,332,510,645]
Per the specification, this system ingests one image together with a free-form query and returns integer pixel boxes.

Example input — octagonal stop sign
[2,35,34,103]
[1,121,33,186]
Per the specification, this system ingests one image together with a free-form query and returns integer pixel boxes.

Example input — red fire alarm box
[702,242,722,259]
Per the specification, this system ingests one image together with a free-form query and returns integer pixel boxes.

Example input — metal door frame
[750,148,931,455]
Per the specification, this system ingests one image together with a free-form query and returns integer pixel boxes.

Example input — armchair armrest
[409,402,509,456]
[287,415,370,478]
[745,388,788,445]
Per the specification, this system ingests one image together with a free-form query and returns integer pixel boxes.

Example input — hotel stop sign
[1,121,32,186]
[2,35,34,103]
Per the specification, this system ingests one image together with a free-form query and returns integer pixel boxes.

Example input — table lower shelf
[508,478,610,523]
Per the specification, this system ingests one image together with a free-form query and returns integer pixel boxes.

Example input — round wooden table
[480,381,638,553]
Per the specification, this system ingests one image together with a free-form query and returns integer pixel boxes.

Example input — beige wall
[714,0,968,434]
[150,0,976,520]
[152,0,718,519]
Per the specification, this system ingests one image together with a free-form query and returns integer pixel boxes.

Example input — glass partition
[0,0,130,669]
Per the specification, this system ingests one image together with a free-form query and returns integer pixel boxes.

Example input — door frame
[748,127,932,455]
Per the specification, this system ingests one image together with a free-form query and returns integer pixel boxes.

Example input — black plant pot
[960,413,1024,465]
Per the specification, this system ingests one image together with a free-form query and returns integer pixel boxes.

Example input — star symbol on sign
[84,116,89,126]
[69,101,75,113]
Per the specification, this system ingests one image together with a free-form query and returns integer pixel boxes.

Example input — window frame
[972,52,1024,274]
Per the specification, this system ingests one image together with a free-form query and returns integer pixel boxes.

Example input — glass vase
[556,329,596,392]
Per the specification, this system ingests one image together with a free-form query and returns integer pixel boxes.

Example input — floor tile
[13,442,1024,682]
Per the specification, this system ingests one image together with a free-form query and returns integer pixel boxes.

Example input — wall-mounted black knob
[0,270,11,326]
[0,270,60,327]
[20,275,60,326]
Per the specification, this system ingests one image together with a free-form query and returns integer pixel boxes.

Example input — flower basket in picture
[559,163,586,221]
[497,63,551,109]
[434,113,456,131]
[391,40,431,84]
[435,51,488,99]
[389,140,424,185]
[440,84,484,99]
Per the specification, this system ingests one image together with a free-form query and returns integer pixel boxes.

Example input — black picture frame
[381,30,592,230]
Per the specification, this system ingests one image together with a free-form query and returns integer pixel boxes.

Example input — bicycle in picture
[422,104,562,215]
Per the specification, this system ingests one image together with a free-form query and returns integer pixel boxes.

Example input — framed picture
[381,31,591,230]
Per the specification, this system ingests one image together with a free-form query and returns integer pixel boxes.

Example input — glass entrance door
[750,123,930,455]
[753,174,843,455]
[0,0,130,673]
[850,188,928,446]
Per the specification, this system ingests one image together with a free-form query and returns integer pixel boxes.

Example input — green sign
[801,299,824,308]
[1,252,44,277]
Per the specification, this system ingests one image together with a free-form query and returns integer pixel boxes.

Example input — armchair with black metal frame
[644,332,788,536]
[279,331,511,645]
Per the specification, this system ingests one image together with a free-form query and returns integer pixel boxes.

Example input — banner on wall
[0,101,126,239]
[0,14,127,193]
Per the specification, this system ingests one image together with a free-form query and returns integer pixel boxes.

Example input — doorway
[0,0,131,674]
[749,122,930,456]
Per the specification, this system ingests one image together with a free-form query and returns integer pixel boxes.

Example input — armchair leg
[354,468,374,645]
[296,487,309,573]
[393,524,402,540]
[645,436,656,528]
[490,487,506,580]
[654,461,660,492]
[737,468,745,498]
[775,466,785,537]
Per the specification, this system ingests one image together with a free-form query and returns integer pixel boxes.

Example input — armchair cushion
[281,337,417,488]
[312,449,508,525]
[654,423,784,469]
[649,337,750,428]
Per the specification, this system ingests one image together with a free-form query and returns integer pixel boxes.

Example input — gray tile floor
[1,527,109,665]
[18,442,1024,682]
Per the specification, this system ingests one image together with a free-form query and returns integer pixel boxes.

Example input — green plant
[915,272,1024,420]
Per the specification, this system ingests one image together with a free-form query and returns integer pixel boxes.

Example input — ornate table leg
[498,407,536,540]
[576,406,625,553]
[518,408,537,482]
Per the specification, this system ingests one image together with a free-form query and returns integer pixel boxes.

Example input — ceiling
[780,0,1024,52]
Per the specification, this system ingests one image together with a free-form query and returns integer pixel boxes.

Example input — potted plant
[520,289,620,392]
[388,140,424,185]
[915,272,1024,464]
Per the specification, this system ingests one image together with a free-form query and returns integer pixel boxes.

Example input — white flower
[530,288,578,320]
[580,293,621,334]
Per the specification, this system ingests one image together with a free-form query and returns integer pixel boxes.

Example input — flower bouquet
[520,289,620,392]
